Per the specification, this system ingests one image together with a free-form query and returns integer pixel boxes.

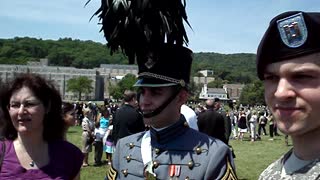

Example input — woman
[237,111,248,141]
[104,120,114,164]
[268,114,275,141]
[99,108,113,162]
[62,102,77,139]
[0,74,83,179]
[93,107,109,165]
[248,110,258,142]
[81,107,94,167]
[257,112,267,137]
[99,107,109,132]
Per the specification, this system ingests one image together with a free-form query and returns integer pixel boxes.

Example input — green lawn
[67,126,107,180]
[67,126,291,180]
[230,135,291,179]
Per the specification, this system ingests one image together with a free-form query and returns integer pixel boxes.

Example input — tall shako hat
[256,11,320,80]
[134,44,193,88]
[88,0,193,118]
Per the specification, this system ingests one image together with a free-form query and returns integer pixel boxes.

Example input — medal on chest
[169,164,181,178]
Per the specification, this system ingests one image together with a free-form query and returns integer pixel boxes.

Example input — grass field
[67,126,291,180]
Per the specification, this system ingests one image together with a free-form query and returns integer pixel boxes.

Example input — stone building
[0,60,138,101]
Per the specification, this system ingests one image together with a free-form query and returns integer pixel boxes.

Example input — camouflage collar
[280,149,320,175]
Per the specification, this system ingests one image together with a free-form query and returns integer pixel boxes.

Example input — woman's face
[64,109,76,127]
[8,86,46,135]
[102,111,109,118]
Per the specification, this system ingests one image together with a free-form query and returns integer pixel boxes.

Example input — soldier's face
[138,87,182,128]
[263,52,320,138]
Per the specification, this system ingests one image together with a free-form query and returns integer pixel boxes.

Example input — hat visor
[133,77,177,87]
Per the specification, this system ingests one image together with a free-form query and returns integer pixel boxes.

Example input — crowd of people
[193,101,282,144]
[71,101,121,167]
[61,90,146,168]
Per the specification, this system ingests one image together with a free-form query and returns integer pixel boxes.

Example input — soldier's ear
[177,89,189,105]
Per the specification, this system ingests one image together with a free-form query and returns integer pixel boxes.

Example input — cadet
[107,44,237,179]
[88,0,237,179]
[257,11,320,179]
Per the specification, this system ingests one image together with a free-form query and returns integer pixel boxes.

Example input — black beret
[256,11,320,80]
[134,44,193,88]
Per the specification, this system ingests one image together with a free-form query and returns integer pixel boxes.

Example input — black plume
[86,0,191,64]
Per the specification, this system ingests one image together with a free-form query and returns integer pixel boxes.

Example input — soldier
[257,11,320,179]
[107,44,237,180]
[88,0,237,179]
[197,99,227,144]
[112,90,145,145]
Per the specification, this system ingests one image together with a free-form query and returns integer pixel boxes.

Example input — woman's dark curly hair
[0,73,65,141]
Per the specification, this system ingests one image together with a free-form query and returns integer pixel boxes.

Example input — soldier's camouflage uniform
[259,149,320,180]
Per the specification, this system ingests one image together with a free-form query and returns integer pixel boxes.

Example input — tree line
[0,37,127,68]
[0,37,264,105]
[0,37,257,82]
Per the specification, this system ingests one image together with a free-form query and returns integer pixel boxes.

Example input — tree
[207,78,226,88]
[66,76,93,100]
[188,80,202,103]
[108,83,122,100]
[108,74,137,100]
[47,50,75,66]
[239,80,265,106]
[117,74,137,92]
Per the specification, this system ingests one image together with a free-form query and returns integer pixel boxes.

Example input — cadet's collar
[123,103,134,108]
[151,126,169,132]
[150,115,189,145]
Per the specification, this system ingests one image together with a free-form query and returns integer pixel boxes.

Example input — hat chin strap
[142,87,181,118]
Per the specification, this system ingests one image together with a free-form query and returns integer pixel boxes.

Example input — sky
[0,0,319,54]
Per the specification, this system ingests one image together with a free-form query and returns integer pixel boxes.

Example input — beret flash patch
[277,12,308,48]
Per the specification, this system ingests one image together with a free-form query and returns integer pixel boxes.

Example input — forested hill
[0,37,257,83]
[193,52,257,83]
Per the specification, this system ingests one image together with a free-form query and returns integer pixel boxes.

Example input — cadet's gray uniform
[107,116,237,179]
[259,149,320,180]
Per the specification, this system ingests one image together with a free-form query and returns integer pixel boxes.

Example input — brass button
[179,80,186,87]
[129,143,134,149]
[153,161,159,169]
[122,169,128,177]
[126,155,131,162]
[196,147,202,154]
[154,148,160,155]
[184,122,189,127]
[188,161,194,169]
